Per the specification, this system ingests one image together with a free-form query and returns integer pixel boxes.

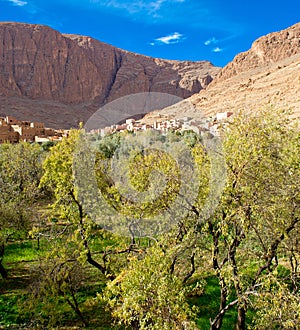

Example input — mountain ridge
[0,22,220,128]
[158,22,300,120]
[1,22,299,128]
[211,22,300,84]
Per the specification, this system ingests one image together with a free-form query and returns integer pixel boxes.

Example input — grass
[0,294,22,326]
[191,276,237,330]
[0,236,123,329]
[1,236,258,329]
[0,238,42,328]
[3,240,43,264]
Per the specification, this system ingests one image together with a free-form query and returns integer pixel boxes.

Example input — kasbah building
[0,115,65,144]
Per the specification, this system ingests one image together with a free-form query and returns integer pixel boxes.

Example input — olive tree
[198,108,300,329]
[0,142,43,278]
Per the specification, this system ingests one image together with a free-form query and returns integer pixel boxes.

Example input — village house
[88,110,235,140]
[0,115,63,144]
[0,125,19,143]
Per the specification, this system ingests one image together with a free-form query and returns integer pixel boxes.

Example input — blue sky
[0,0,299,67]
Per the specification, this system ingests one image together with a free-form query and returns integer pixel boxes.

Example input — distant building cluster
[0,111,234,144]
[0,115,66,144]
[91,111,234,137]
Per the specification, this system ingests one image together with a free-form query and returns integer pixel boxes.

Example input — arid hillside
[159,23,300,120]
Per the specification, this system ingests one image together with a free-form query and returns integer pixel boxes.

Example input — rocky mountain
[159,22,300,120]
[0,22,220,128]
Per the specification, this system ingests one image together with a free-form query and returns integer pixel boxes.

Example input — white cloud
[204,37,218,46]
[8,0,27,6]
[204,37,223,52]
[96,0,185,17]
[212,47,222,53]
[96,0,162,16]
[149,0,164,12]
[155,32,184,45]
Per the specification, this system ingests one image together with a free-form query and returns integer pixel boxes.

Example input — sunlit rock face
[0,22,220,128]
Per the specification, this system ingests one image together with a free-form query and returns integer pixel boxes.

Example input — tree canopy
[0,108,299,329]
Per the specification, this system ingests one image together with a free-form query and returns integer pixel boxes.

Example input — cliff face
[0,22,220,127]
[157,22,300,121]
[210,22,300,85]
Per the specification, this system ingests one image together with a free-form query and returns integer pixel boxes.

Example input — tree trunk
[0,243,7,279]
[235,306,246,330]
[131,320,140,330]
[0,262,7,279]
[210,286,227,330]
[68,291,87,327]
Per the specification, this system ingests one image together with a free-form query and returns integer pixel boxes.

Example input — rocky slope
[159,22,300,120]
[212,22,300,84]
[0,22,220,128]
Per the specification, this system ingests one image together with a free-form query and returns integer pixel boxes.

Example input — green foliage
[39,129,81,221]
[98,132,122,158]
[0,142,44,224]
[40,140,57,151]
[95,146,181,218]
[199,107,300,329]
[251,275,300,329]
[1,108,300,330]
[28,246,88,327]
[101,244,197,330]
[0,142,44,278]
[180,130,201,147]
